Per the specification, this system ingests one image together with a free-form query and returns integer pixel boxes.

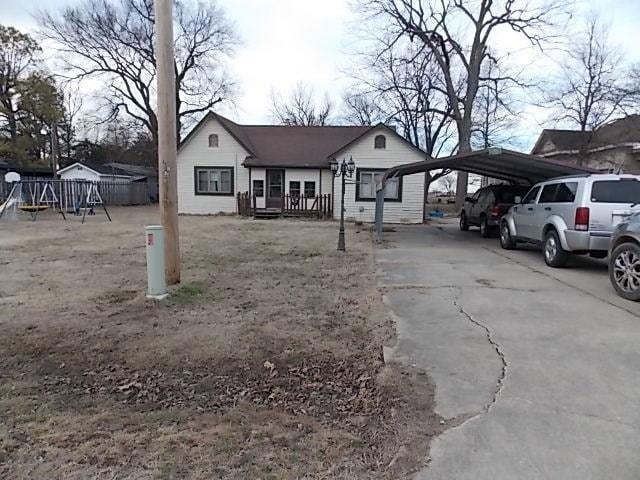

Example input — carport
[374,147,597,242]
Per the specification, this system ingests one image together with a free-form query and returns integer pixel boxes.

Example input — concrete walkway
[376,221,640,480]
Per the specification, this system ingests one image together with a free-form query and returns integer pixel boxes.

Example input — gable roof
[532,115,640,155]
[328,123,429,159]
[105,162,157,177]
[591,115,640,147]
[531,129,591,154]
[57,161,145,177]
[58,161,110,176]
[179,112,424,168]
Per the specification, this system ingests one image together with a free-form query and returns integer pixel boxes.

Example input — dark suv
[460,184,530,237]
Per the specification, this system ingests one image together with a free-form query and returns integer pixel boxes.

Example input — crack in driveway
[382,280,509,433]
[444,287,507,431]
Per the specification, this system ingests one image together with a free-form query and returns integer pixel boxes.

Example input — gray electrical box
[145,225,168,299]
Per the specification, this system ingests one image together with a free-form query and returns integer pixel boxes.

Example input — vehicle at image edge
[459,184,531,237]
[499,174,640,268]
[609,212,640,301]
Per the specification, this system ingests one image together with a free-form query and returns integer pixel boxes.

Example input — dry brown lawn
[0,207,440,479]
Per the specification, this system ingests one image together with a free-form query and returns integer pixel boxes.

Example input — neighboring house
[100,162,159,201]
[57,161,159,201]
[0,159,55,178]
[177,112,427,223]
[531,115,640,173]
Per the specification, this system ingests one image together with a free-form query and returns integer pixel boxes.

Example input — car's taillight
[575,207,590,231]
[491,205,500,217]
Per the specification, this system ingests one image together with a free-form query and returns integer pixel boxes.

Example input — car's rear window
[496,187,529,203]
[590,179,640,203]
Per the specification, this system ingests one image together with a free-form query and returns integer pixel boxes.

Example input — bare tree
[360,0,566,206]
[545,15,635,131]
[346,37,458,202]
[58,81,84,160]
[37,0,239,146]
[271,83,333,126]
[472,61,520,150]
[347,41,456,156]
[439,173,456,196]
[342,90,382,126]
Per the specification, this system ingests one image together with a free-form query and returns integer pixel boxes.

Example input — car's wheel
[609,242,640,301]
[500,222,516,250]
[543,229,569,268]
[480,216,490,238]
[459,212,469,231]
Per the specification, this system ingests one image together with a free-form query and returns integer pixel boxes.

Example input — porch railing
[236,191,333,219]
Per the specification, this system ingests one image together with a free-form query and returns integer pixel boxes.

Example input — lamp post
[331,156,355,251]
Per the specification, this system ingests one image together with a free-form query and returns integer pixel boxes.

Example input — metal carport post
[374,147,597,243]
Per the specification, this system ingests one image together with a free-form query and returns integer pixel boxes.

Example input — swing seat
[20,205,49,212]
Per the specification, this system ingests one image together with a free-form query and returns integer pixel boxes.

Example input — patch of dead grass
[0,209,440,478]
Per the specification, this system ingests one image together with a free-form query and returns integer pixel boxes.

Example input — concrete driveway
[376,219,640,480]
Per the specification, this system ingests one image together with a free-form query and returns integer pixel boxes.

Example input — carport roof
[383,147,597,185]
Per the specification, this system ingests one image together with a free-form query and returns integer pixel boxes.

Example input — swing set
[0,178,112,223]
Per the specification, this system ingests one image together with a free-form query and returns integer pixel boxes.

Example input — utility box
[145,225,168,299]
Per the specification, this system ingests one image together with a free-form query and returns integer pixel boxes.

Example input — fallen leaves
[39,354,392,431]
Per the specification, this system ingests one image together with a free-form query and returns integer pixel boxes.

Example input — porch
[237,192,333,219]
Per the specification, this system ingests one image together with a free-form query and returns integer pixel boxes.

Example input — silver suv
[500,174,640,267]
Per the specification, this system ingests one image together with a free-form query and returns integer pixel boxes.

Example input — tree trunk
[455,128,472,209]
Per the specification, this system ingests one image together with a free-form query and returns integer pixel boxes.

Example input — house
[531,115,640,173]
[57,161,159,201]
[0,159,55,178]
[177,112,427,223]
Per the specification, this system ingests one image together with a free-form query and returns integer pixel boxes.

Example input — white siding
[59,165,102,182]
[177,117,250,214]
[248,167,332,209]
[322,169,334,198]
[334,127,425,223]
[283,168,330,196]
[249,167,266,209]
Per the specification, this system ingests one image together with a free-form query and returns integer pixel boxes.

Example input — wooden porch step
[254,209,281,219]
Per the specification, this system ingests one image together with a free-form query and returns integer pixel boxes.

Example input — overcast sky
[3,0,640,149]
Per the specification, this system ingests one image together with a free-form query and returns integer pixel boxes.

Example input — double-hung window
[304,181,316,198]
[289,181,301,197]
[194,167,233,195]
[356,169,401,201]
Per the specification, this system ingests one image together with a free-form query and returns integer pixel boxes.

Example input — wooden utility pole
[155,0,180,284]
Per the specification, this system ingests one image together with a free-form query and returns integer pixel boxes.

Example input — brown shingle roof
[240,125,372,168]
[181,112,372,168]
[539,129,591,152]
[532,115,640,154]
[590,115,640,147]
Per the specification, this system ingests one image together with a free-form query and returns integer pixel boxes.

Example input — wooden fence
[236,191,333,219]
[0,179,150,207]
[237,191,251,216]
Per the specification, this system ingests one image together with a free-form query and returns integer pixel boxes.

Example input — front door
[266,169,284,209]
